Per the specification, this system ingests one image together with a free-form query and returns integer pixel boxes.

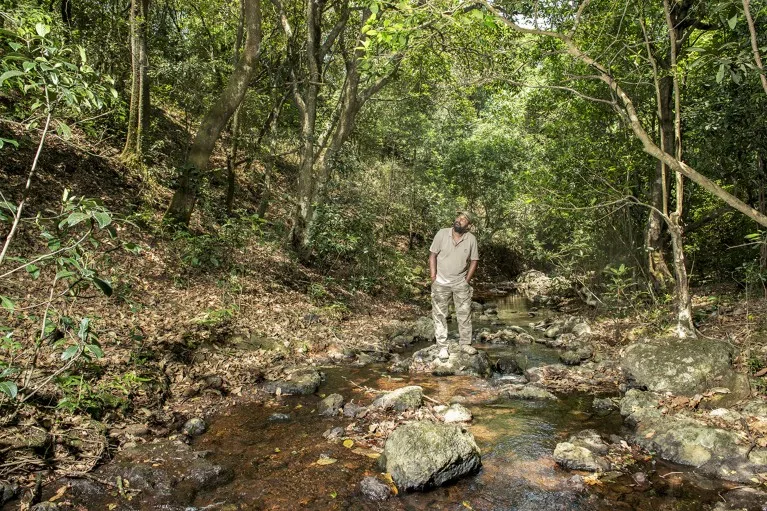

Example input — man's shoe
[438,347,450,360]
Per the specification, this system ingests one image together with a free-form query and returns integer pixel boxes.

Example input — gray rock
[263,368,322,395]
[343,402,367,418]
[568,429,609,455]
[741,400,767,419]
[411,316,435,341]
[503,384,558,400]
[182,417,207,437]
[383,421,481,491]
[494,356,522,375]
[471,301,484,311]
[517,270,572,305]
[323,427,345,440]
[712,487,767,511]
[560,351,582,366]
[1,482,17,506]
[31,503,59,511]
[318,393,345,416]
[508,325,527,334]
[268,413,291,422]
[97,439,233,505]
[443,404,473,423]
[620,338,750,403]
[372,386,423,412]
[592,397,618,412]
[409,343,491,377]
[544,325,561,339]
[516,332,535,344]
[572,322,592,337]
[360,476,392,501]
[553,442,608,472]
[620,390,767,483]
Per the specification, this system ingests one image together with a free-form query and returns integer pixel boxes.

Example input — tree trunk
[164,0,262,226]
[121,0,150,163]
[226,0,246,216]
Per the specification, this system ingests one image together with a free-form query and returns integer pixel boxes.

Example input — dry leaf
[644,430,656,439]
[315,457,337,465]
[343,439,354,448]
[48,486,67,502]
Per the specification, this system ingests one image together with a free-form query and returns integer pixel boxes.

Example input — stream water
[186,293,740,510]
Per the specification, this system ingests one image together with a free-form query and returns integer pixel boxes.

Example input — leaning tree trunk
[121,0,150,163]
[164,0,262,225]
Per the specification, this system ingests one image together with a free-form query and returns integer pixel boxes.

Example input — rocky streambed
[11,292,767,510]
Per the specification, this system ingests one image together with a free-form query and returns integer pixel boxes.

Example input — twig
[659,471,682,478]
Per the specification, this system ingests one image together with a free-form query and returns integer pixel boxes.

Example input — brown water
[188,293,738,511]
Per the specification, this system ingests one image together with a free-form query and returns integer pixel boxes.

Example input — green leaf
[35,23,50,38]
[77,317,90,341]
[22,61,35,73]
[91,277,113,297]
[85,344,104,358]
[728,15,737,29]
[0,70,23,87]
[65,211,89,227]
[25,264,41,280]
[56,122,72,140]
[92,211,111,229]
[0,380,18,399]
[78,45,87,64]
[716,64,725,83]
[61,345,79,361]
[0,137,19,149]
[0,295,15,312]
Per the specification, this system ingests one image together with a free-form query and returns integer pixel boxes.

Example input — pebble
[360,476,392,501]
[268,413,291,422]
[182,417,207,436]
[322,427,345,440]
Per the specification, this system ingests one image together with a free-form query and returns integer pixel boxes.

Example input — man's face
[453,215,470,233]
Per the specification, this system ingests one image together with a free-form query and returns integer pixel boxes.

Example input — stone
[713,488,767,511]
[263,368,322,395]
[0,482,17,506]
[568,429,609,455]
[443,404,473,423]
[708,408,742,423]
[0,426,48,449]
[471,301,484,311]
[572,322,592,337]
[360,476,392,501]
[322,427,345,440]
[97,440,234,506]
[31,504,59,511]
[741,400,767,419]
[383,421,481,491]
[494,356,522,375]
[372,386,423,412]
[409,343,492,378]
[411,316,435,341]
[182,417,207,437]
[318,393,344,416]
[620,390,767,483]
[268,413,291,422]
[620,337,749,402]
[343,402,367,418]
[544,325,561,339]
[508,325,527,334]
[553,442,608,472]
[560,351,582,366]
[516,332,535,344]
[503,384,558,400]
[592,397,618,412]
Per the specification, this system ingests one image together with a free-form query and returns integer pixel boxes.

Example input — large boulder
[620,338,750,403]
[620,390,767,483]
[409,343,491,377]
[372,386,423,412]
[383,421,481,491]
[262,368,322,395]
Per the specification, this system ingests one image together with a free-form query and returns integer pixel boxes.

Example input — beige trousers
[431,280,473,346]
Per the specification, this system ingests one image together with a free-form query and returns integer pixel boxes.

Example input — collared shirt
[429,228,479,286]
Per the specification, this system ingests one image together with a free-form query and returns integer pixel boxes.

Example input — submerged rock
[262,368,322,395]
[620,337,749,403]
[360,476,392,501]
[409,343,491,378]
[442,403,473,423]
[553,430,611,472]
[383,421,481,491]
[372,386,423,412]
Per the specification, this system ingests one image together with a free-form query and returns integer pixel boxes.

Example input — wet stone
[443,403,473,423]
[322,427,345,441]
[592,397,618,412]
[318,393,344,416]
[342,402,367,418]
[503,384,558,400]
[268,413,291,422]
[262,368,322,395]
[182,417,207,437]
[372,386,423,412]
[360,476,392,501]
[0,482,18,506]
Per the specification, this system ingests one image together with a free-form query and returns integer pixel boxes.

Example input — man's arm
[429,252,438,282]
[466,260,478,283]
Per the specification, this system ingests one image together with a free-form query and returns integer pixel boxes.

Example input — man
[429,211,479,360]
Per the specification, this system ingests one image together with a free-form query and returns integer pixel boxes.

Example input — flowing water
[186,292,741,510]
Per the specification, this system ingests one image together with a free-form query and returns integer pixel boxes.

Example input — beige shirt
[430,228,479,286]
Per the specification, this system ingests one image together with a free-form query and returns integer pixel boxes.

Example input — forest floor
[2,121,767,497]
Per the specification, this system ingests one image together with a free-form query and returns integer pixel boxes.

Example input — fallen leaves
[315,456,338,466]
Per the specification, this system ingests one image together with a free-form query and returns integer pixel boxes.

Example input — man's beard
[453,221,468,234]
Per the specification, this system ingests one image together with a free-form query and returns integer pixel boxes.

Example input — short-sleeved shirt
[429,228,479,286]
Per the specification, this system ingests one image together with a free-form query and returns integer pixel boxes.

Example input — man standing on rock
[429,211,479,360]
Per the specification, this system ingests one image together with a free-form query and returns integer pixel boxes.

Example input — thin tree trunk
[226,0,246,216]
[743,0,767,96]
[122,0,149,163]
[664,0,695,338]
[164,0,262,226]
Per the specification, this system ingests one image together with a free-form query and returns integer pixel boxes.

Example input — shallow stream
[187,293,740,510]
